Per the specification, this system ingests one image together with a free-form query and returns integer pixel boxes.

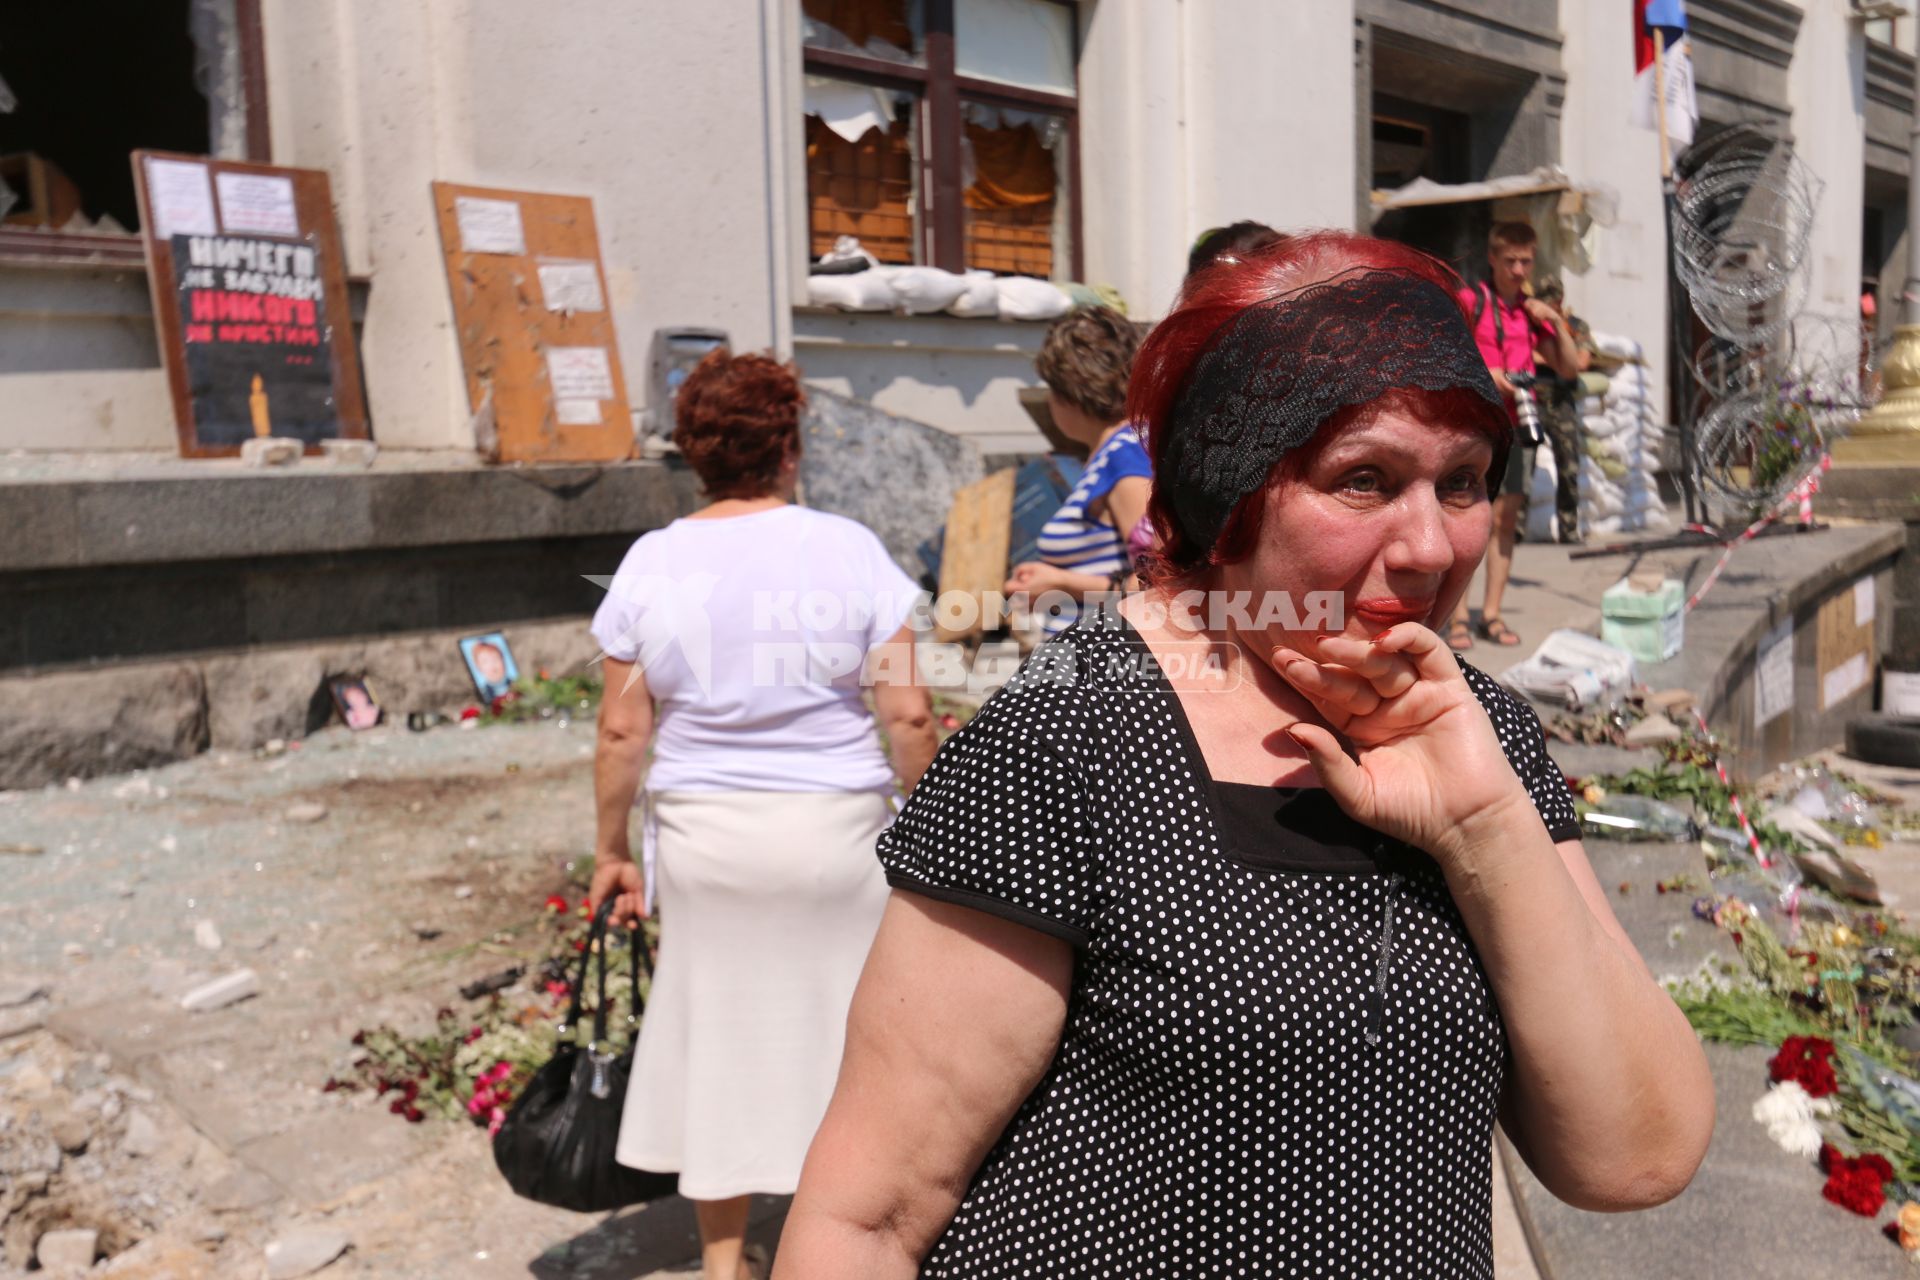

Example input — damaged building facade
[0,0,1909,781]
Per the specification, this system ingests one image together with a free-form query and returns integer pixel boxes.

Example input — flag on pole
[1633,0,1697,150]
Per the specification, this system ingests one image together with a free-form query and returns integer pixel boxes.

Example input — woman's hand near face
[1271,625,1534,864]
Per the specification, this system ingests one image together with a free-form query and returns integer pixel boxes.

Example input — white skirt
[615,789,892,1200]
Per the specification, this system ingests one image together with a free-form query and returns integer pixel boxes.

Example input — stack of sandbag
[804,237,1074,321]
[1577,332,1671,537]
[1522,438,1559,543]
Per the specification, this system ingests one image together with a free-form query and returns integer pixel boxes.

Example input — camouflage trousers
[1539,397,1583,543]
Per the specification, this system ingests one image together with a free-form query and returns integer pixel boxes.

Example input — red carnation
[1820,1143,1895,1218]
[459,706,481,722]
[1771,1036,1840,1098]
[544,894,568,913]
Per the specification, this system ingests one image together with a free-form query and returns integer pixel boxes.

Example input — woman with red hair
[776,232,1711,1278]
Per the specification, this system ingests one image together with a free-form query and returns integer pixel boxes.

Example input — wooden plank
[430,182,633,464]
[131,150,369,458]
[1815,577,1877,711]
[935,468,1016,644]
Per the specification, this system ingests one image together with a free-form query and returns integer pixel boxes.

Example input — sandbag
[808,268,897,311]
[890,267,969,315]
[1591,332,1644,362]
[948,270,999,318]
[1524,459,1559,543]
[996,276,1072,321]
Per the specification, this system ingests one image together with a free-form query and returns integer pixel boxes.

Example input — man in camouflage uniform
[1533,277,1593,545]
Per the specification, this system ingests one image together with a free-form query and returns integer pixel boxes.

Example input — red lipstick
[1352,598,1434,625]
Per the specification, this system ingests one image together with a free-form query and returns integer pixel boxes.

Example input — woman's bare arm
[774,892,1074,1278]
[588,658,654,921]
[869,623,938,794]
[1464,827,1715,1211]
[593,658,653,863]
[1278,629,1713,1212]
[1100,474,1151,546]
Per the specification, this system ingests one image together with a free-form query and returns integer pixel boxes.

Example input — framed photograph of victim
[329,676,384,731]
[460,632,520,702]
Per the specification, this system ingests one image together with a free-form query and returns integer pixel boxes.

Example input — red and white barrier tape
[1686,706,1772,870]
[1682,454,1832,615]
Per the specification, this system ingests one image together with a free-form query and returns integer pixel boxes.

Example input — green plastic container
[1600,577,1685,664]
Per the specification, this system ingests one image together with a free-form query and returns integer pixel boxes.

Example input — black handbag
[492,898,679,1211]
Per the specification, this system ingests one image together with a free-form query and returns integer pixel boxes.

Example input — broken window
[802,0,1079,281]
[0,0,265,252]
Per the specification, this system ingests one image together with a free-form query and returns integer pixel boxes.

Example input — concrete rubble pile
[0,1027,352,1278]
[1,1032,213,1276]
[1578,332,1673,537]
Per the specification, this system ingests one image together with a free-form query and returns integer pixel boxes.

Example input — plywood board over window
[132,150,369,458]
[1816,576,1879,711]
[430,182,633,464]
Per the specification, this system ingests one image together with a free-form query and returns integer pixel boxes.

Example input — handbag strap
[561,898,615,1035]
[562,897,653,1049]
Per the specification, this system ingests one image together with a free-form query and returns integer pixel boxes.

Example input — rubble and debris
[45,1108,91,1154]
[285,802,328,824]
[193,920,223,952]
[318,439,377,468]
[0,1001,49,1040]
[1623,712,1684,746]
[202,1167,280,1214]
[35,1226,99,1271]
[239,437,302,468]
[120,1110,160,1158]
[0,977,48,1008]
[179,970,260,1013]
[457,965,525,1001]
[263,1225,350,1279]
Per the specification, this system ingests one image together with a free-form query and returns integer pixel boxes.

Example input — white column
[1077,0,1191,320]
[1557,0,1671,424]
[1788,0,1868,331]
[1185,0,1356,242]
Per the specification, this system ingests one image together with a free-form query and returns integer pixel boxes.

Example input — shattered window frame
[0,0,270,265]
[802,0,1082,282]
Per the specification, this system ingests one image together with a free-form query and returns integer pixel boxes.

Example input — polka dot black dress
[877,607,1581,1279]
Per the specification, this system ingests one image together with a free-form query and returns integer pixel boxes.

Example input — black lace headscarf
[1141,262,1511,564]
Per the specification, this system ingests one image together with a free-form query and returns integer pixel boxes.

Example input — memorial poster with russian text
[171,233,338,446]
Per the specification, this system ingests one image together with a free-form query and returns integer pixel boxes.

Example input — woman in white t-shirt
[588,351,937,1280]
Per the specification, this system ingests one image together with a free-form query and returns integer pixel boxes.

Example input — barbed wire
[1669,124,1871,511]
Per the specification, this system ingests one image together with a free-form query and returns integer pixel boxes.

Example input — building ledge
[0,449,701,573]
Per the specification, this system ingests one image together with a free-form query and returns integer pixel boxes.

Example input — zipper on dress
[1365,872,1402,1047]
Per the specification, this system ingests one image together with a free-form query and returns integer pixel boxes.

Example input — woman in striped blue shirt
[1004,306,1153,634]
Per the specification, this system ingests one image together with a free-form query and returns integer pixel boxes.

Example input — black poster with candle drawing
[171,233,339,446]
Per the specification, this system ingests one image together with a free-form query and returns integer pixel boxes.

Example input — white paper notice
[537,260,605,313]
[455,197,526,255]
[555,398,603,425]
[1755,618,1794,726]
[546,347,615,401]
[1856,577,1876,628]
[1823,652,1870,710]
[214,172,298,237]
[145,158,218,239]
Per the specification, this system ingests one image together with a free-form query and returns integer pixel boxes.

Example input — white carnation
[1751,1080,1832,1158]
